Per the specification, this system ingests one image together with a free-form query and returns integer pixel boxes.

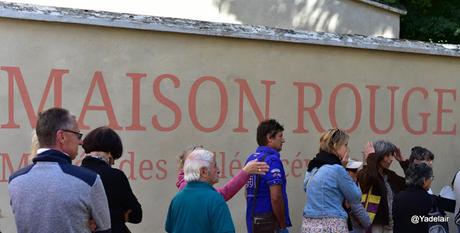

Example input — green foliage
[381,0,460,43]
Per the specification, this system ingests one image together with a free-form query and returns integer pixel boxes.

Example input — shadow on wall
[213,0,394,37]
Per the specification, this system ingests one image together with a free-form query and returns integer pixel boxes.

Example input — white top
[346,159,363,170]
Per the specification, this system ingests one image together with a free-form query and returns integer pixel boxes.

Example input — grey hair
[405,162,433,187]
[373,140,397,157]
[184,149,214,182]
[36,108,75,147]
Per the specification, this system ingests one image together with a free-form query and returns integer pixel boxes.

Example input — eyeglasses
[61,129,83,140]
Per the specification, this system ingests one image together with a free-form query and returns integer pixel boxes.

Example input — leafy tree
[381,0,460,43]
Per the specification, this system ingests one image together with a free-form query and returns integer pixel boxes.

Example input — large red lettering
[78,71,122,130]
[402,87,430,135]
[433,89,456,135]
[329,83,362,133]
[0,66,67,128]
[151,74,182,132]
[292,82,324,133]
[125,73,146,131]
[367,85,399,134]
[189,76,228,132]
[233,79,275,132]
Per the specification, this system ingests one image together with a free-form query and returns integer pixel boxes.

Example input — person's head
[35,107,82,159]
[256,119,285,151]
[184,149,219,185]
[409,146,434,166]
[178,145,204,169]
[373,140,397,169]
[319,128,349,159]
[405,162,433,191]
[82,126,123,164]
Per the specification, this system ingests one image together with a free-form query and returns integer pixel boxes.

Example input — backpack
[428,196,449,233]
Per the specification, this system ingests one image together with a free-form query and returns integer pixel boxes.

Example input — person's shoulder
[265,153,281,163]
[8,164,35,183]
[110,167,130,179]
[200,185,226,202]
[245,151,260,161]
[59,163,99,187]
[322,164,345,173]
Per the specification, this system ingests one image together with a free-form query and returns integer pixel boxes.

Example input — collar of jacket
[256,146,280,158]
[32,149,72,164]
[406,185,427,192]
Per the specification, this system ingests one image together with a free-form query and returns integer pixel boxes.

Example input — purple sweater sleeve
[176,168,249,201]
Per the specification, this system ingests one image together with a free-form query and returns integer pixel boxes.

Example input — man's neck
[37,147,70,157]
[198,178,213,185]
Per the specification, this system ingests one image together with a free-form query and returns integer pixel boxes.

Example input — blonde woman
[302,128,361,233]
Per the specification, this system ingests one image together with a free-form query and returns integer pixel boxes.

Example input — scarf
[86,153,111,165]
[307,150,342,172]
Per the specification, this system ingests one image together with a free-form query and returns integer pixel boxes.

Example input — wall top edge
[0,1,458,58]
[356,0,407,15]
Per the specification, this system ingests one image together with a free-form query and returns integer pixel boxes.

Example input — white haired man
[165,149,235,233]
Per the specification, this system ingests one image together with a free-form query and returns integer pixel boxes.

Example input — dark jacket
[393,186,431,233]
[81,156,142,233]
[357,153,406,226]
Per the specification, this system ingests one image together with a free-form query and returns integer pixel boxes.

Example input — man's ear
[266,134,272,145]
[56,130,65,144]
[200,167,208,178]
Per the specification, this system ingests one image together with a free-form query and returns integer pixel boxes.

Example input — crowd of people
[167,119,460,233]
[5,107,460,233]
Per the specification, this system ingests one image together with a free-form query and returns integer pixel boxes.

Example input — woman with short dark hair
[393,163,434,233]
[81,126,142,233]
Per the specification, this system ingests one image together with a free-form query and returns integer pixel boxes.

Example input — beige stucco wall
[214,0,402,38]
[8,0,403,38]
[0,9,458,233]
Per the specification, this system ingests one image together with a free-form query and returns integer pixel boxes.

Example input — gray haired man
[165,149,235,233]
[8,107,111,233]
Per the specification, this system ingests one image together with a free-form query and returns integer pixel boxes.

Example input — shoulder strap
[251,153,270,223]
[363,186,373,209]
[452,170,459,187]
[305,167,319,203]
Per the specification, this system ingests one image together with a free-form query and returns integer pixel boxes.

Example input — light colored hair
[29,130,40,163]
[319,128,349,154]
[373,140,397,166]
[31,130,39,157]
[178,145,204,169]
[184,149,214,182]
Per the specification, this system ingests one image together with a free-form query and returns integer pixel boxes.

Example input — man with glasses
[8,107,111,233]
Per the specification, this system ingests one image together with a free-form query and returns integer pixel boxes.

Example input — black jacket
[393,186,431,233]
[81,156,142,233]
